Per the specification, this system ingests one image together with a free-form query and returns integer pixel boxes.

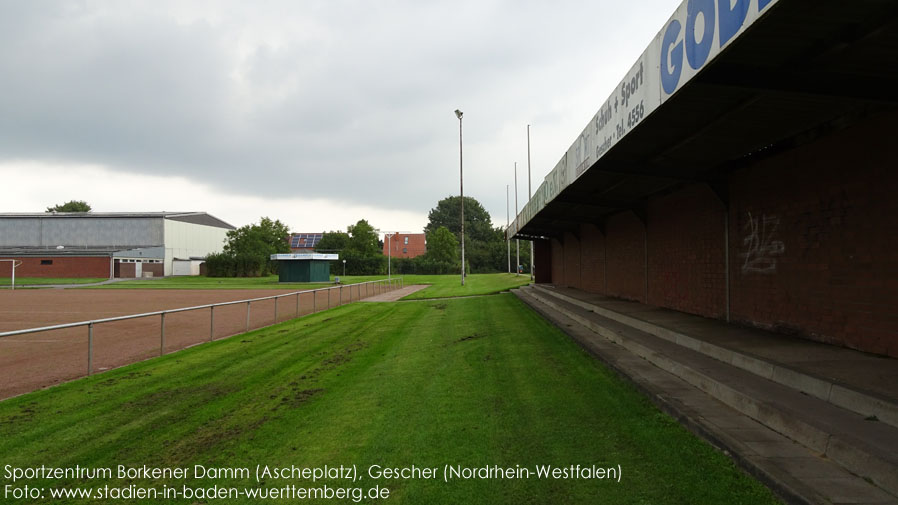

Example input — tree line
[204,195,530,277]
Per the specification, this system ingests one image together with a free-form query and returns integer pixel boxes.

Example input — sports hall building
[0,212,234,278]
[509,0,897,357]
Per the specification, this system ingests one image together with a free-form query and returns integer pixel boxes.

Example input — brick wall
[534,239,552,283]
[1,256,110,278]
[550,238,564,285]
[729,111,898,357]
[562,231,581,289]
[647,184,727,319]
[605,212,646,302]
[532,110,898,357]
[383,233,427,259]
[579,223,606,294]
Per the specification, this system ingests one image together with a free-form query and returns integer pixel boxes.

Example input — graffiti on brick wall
[740,212,785,274]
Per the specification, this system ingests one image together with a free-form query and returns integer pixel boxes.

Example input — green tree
[425,226,459,264]
[424,196,495,244]
[329,219,385,275]
[346,219,380,256]
[46,200,91,212]
[315,231,349,253]
[425,196,508,272]
[219,217,291,276]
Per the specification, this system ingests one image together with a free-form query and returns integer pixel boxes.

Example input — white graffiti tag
[740,212,785,274]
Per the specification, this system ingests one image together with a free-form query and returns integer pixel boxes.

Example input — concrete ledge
[514,288,897,505]
[520,286,898,498]
[532,285,898,430]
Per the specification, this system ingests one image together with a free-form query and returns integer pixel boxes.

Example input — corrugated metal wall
[0,217,163,247]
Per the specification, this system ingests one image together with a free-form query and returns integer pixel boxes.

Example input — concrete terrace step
[515,285,898,502]
[531,285,898,430]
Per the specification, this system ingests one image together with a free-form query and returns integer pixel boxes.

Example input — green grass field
[88,273,531,300]
[396,273,531,299]
[0,295,779,504]
[0,277,107,287]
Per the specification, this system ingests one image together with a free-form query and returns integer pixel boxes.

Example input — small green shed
[270,253,338,282]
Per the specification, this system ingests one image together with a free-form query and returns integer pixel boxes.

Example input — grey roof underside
[516,0,898,239]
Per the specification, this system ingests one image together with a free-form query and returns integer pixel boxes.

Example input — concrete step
[515,285,898,501]
[528,285,898,431]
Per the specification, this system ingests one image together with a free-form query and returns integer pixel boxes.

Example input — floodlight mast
[385,232,395,279]
[455,109,465,286]
[506,184,511,274]
[527,124,534,281]
[515,162,519,276]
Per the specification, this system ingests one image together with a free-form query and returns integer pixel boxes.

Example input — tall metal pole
[506,184,511,274]
[515,162,520,276]
[527,124,534,281]
[455,109,465,286]
[387,233,392,279]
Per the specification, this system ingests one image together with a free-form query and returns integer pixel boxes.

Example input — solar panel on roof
[290,233,324,249]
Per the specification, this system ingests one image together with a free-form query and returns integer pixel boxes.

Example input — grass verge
[0,277,107,287]
[86,273,530,300]
[90,275,334,290]
[0,295,779,504]
[396,273,531,299]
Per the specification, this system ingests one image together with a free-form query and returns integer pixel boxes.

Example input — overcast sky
[0,0,679,234]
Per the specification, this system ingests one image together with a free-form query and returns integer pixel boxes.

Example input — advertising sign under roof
[511,0,780,237]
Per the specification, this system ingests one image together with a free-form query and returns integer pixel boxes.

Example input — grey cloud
[0,0,678,217]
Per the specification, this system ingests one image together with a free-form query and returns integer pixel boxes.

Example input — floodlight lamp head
[455,109,463,119]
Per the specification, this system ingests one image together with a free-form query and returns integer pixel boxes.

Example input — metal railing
[0,277,404,376]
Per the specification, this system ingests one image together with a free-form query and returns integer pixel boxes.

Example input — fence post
[87,322,94,376]
[313,291,317,313]
[246,301,251,332]
[160,312,166,356]
[274,296,279,324]
[210,305,214,341]
[296,292,300,317]
[327,288,331,310]
[339,286,343,306]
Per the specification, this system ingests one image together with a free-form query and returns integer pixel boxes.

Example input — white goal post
[1,259,23,290]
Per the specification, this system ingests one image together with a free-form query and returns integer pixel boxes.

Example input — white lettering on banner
[510,0,779,237]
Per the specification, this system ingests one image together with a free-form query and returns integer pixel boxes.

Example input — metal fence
[0,277,403,378]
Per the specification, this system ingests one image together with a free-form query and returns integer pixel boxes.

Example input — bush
[341,251,386,275]
[204,252,234,277]
[204,252,270,277]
